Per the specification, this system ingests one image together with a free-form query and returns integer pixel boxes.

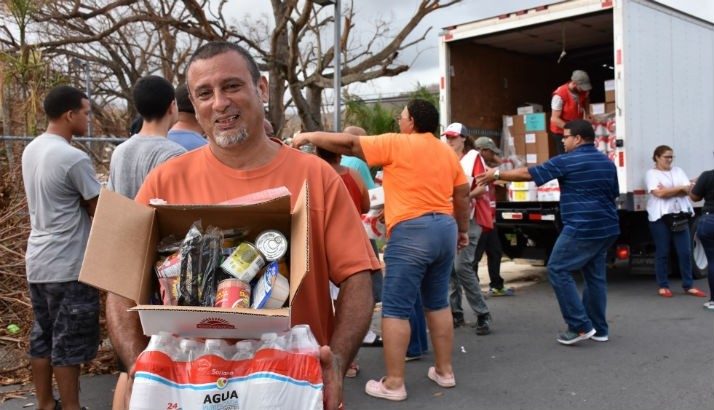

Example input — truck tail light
[616,245,630,260]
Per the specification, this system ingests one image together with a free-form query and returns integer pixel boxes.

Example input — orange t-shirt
[359,132,468,234]
[135,140,381,345]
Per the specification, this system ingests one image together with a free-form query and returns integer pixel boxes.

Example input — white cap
[442,122,467,138]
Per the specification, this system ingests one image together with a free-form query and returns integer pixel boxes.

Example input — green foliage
[409,83,438,107]
[344,97,398,135]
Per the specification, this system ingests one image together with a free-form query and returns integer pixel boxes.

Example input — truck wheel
[692,218,708,279]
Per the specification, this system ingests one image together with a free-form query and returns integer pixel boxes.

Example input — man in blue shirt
[477,119,619,345]
[167,84,207,150]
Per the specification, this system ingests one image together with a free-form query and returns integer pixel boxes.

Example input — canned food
[215,278,251,309]
[255,230,288,261]
[220,242,266,282]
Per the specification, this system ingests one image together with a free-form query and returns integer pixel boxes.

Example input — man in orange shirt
[293,100,470,401]
[105,42,380,410]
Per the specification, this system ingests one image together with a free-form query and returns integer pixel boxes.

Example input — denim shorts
[29,281,100,366]
[382,213,457,319]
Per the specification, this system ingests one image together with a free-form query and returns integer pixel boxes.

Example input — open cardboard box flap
[79,184,310,338]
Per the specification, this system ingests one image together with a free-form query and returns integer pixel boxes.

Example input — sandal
[427,366,456,388]
[658,288,673,298]
[364,377,407,401]
[345,362,359,378]
[685,288,707,297]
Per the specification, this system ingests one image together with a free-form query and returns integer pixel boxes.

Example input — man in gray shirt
[22,85,101,410]
[108,76,186,199]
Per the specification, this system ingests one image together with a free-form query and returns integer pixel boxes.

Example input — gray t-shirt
[21,133,101,283]
[107,135,186,199]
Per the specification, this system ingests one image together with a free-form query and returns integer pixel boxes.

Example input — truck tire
[692,219,708,279]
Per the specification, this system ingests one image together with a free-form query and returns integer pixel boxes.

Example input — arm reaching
[293,132,366,160]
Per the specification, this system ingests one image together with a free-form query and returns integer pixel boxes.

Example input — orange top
[360,132,468,234]
[135,141,381,345]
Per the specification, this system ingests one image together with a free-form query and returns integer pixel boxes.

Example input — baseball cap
[442,122,467,138]
[473,137,501,155]
[571,70,592,91]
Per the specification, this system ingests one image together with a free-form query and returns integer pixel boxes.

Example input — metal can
[215,278,251,309]
[255,230,288,261]
[220,242,265,282]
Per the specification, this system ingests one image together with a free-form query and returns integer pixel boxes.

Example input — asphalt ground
[2,262,712,410]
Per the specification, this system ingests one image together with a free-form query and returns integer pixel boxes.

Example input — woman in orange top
[294,99,470,402]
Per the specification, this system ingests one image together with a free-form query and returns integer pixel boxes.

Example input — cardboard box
[605,102,616,113]
[79,187,310,339]
[507,115,525,135]
[523,131,553,165]
[590,103,605,116]
[368,186,384,208]
[508,183,538,201]
[516,103,543,115]
[605,79,616,103]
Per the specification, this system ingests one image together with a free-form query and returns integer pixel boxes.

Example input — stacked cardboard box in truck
[507,113,555,165]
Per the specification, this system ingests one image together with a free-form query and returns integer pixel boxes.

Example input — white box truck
[438,0,713,276]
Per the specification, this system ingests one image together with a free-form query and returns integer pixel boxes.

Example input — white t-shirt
[645,166,694,222]
[460,149,489,218]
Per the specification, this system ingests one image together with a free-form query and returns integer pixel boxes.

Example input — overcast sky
[232,0,714,97]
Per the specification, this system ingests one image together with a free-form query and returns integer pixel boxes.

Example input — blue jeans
[407,295,429,357]
[382,213,457,319]
[649,218,694,289]
[449,220,489,316]
[548,232,617,335]
[370,239,383,303]
[695,214,714,301]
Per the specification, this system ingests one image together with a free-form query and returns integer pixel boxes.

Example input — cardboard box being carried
[79,187,310,339]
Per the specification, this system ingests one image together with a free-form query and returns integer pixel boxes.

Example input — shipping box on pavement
[79,186,310,339]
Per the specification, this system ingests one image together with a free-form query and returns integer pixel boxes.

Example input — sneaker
[704,301,714,310]
[556,328,596,345]
[591,333,609,342]
[488,287,515,297]
[475,313,491,335]
[452,313,466,328]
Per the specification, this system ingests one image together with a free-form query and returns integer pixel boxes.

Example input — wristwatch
[493,169,501,181]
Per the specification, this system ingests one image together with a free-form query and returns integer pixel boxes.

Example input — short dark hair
[317,147,339,164]
[43,85,88,120]
[129,115,143,135]
[652,145,673,162]
[133,75,175,122]
[406,99,439,135]
[174,84,194,114]
[563,119,595,142]
[186,41,260,85]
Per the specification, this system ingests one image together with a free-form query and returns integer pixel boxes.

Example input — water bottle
[231,340,255,360]
[174,338,202,362]
[145,331,178,359]
[257,332,285,351]
[287,325,319,357]
[201,338,228,359]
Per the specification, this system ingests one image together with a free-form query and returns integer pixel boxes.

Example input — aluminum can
[215,278,251,309]
[220,242,265,282]
[255,230,288,261]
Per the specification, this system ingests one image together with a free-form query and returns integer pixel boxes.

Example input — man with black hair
[167,83,207,150]
[106,42,381,410]
[108,75,185,199]
[477,119,619,346]
[22,85,101,410]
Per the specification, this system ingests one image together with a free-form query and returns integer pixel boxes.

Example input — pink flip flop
[427,366,456,388]
[364,377,407,401]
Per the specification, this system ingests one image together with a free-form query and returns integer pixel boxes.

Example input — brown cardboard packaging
[605,102,616,113]
[79,187,310,339]
[523,131,554,165]
[604,79,615,103]
[590,103,605,116]
[507,115,525,135]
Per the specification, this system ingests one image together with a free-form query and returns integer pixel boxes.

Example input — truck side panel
[622,0,714,191]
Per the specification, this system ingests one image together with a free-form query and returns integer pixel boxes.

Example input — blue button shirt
[528,144,620,240]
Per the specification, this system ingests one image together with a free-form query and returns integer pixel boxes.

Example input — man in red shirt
[550,70,591,154]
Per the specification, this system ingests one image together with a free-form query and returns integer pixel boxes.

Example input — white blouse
[645,166,694,222]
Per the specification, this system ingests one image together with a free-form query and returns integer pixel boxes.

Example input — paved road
[2,265,712,410]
